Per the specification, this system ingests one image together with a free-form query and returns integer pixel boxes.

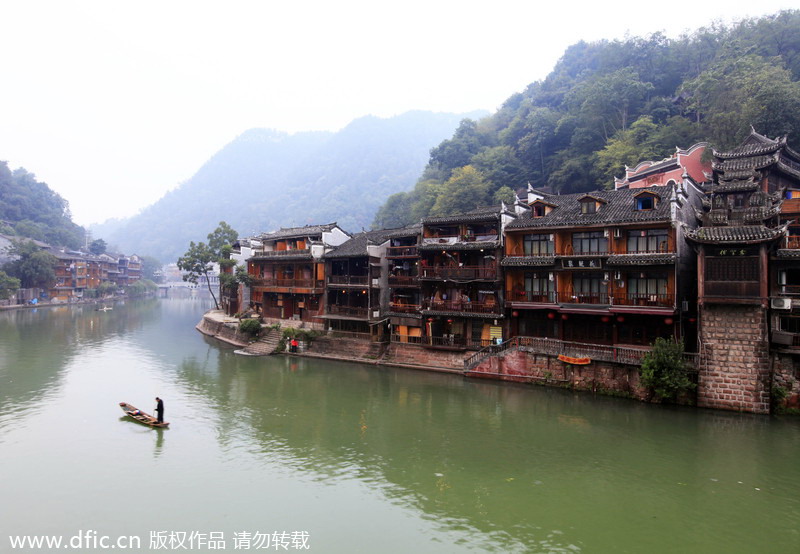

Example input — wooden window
[580,200,596,214]
[523,234,554,255]
[627,228,668,253]
[572,231,607,254]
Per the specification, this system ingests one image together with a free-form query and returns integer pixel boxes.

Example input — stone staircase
[235,329,282,356]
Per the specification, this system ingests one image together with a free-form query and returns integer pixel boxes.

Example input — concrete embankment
[196,311,249,347]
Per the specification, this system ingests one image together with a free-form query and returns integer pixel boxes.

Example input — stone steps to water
[235,329,282,356]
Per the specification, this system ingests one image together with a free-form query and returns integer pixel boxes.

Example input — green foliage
[2,240,57,288]
[177,222,238,310]
[0,163,84,248]
[140,256,163,282]
[640,337,695,402]
[238,318,262,338]
[98,281,118,296]
[372,11,800,225]
[126,279,157,298]
[89,239,107,255]
[429,166,491,216]
[0,270,21,300]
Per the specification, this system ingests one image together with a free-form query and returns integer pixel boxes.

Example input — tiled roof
[606,253,677,266]
[713,130,784,159]
[423,205,509,225]
[382,223,422,239]
[709,179,759,193]
[713,154,777,173]
[500,256,556,267]
[258,223,340,241]
[421,309,504,319]
[684,225,784,244]
[507,186,673,230]
[324,229,392,259]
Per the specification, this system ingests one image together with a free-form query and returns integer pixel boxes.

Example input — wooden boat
[119,402,169,428]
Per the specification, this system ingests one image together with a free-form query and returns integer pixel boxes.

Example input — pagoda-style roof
[258,223,342,241]
[713,130,786,159]
[683,224,786,245]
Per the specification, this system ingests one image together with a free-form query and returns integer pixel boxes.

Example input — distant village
[217,130,800,415]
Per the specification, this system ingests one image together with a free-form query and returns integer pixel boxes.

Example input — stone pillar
[697,304,771,413]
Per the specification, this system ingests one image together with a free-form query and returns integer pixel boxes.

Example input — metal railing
[421,299,502,315]
[420,265,498,280]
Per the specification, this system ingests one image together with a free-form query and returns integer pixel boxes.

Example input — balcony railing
[779,285,800,296]
[326,305,369,318]
[390,334,493,349]
[506,290,557,303]
[387,246,418,257]
[785,235,800,249]
[253,278,324,289]
[613,293,674,308]
[422,299,502,315]
[388,275,420,287]
[327,275,369,286]
[388,303,421,313]
[420,265,498,280]
[558,292,610,304]
[251,248,312,258]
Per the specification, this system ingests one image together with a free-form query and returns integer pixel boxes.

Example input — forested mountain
[92,110,483,262]
[373,10,800,228]
[0,162,84,248]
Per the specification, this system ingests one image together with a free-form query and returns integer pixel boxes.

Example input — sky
[0,0,795,226]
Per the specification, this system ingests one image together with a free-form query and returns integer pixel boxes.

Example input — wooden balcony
[613,293,674,308]
[421,299,502,315]
[506,290,557,304]
[388,275,420,287]
[704,281,760,298]
[388,303,421,314]
[326,305,369,318]
[327,275,369,286]
[387,246,418,258]
[420,265,498,280]
[558,292,610,305]
[784,235,800,249]
[252,278,324,290]
[251,248,312,258]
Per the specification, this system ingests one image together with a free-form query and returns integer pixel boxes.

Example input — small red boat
[119,402,169,428]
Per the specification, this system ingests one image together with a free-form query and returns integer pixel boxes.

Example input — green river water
[1,296,798,553]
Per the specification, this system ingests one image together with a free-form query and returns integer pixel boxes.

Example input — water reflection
[1,296,799,553]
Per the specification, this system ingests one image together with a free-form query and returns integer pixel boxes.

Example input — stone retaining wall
[196,314,249,347]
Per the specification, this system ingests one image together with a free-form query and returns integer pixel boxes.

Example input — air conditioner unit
[614,229,623,238]
[372,279,380,287]
[772,298,792,310]
[548,272,554,281]
[614,271,622,281]
[603,229,610,238]
[372,310,381,318]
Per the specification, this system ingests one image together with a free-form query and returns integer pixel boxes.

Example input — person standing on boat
[155,397,164,423]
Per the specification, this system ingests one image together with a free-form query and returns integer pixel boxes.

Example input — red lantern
[547,312,556,320]
[688,317,696,323]
[512,311,519,317]
[601,316,610,323]
[447,319,453,323]
[664,318,674,325]
[561,314,569,320]
[616,316,625,323]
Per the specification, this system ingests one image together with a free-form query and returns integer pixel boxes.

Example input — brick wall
[772,352,800,411]
[469,348,647,398]
[698,304,771,414]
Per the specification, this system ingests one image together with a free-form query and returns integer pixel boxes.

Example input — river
[1,296,799,553]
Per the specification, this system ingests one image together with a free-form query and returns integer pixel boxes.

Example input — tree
[2,240,56,288]
[176,222,238,310]
[429,166,492,216]
[0,270,20,300]
[89,239,107,255]
[640,337,695,402]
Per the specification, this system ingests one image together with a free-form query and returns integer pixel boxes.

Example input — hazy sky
[0,0,794,226]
